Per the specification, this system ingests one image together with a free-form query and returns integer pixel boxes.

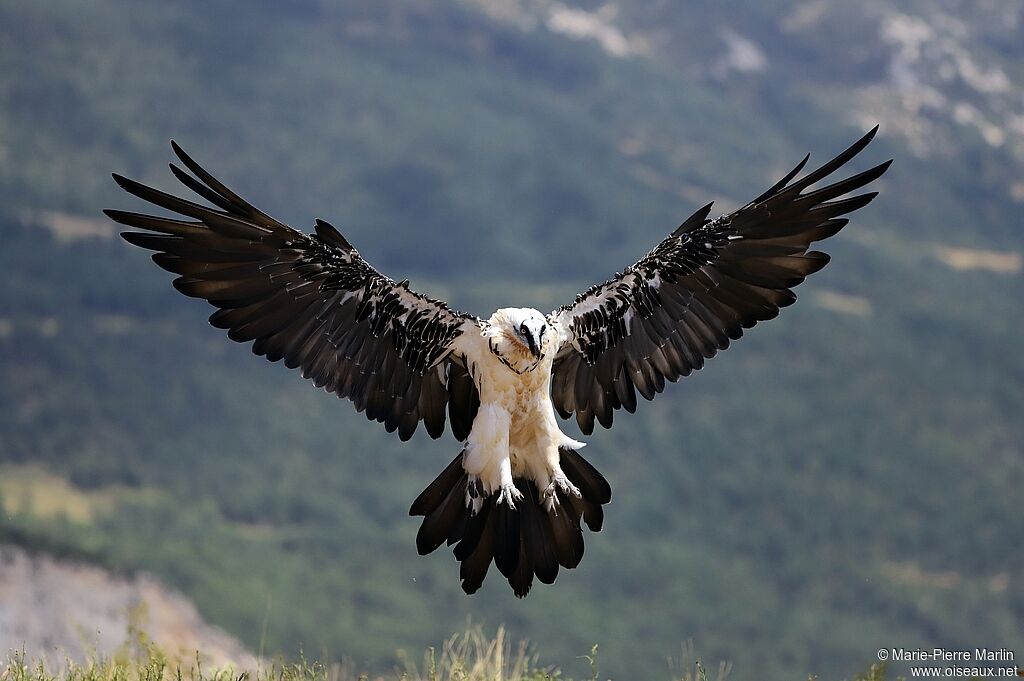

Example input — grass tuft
[1,629,896,681]
[2,627,560,681]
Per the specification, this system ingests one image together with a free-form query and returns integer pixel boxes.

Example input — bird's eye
[519,323,528,335]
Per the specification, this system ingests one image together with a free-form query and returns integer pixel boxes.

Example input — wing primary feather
[795,160,892,207]
[112,174,271,241]
[105,210,207,238]
[168,163,239,213]
[170,140,289,232]
[751,153,811,204]
[671,201,715,237]
[780,125,879,196]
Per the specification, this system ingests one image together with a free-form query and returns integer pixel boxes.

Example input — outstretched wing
[106,142,482,442]
[549,127,891,434]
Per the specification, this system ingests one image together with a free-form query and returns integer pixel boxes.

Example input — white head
[484,307,553,371]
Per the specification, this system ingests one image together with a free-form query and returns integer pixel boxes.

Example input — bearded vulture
[107,128,890,597]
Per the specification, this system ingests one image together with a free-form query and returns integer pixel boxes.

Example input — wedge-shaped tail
[410,448,611,596]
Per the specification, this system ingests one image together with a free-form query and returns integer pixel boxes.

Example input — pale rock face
[0,544,255,671]
[457,308,584,512]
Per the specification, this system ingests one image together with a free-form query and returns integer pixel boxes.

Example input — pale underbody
[455,308,585,513]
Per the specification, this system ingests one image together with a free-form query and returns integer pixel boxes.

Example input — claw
[541,472,581,512]
[552,472,581,498]
[496,484,523,509]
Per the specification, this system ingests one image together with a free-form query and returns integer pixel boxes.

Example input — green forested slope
[1,2,1021,680]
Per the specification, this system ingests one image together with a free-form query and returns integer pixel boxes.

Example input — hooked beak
[523,329,541,358]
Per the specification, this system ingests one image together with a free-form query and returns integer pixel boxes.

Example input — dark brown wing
[550,127,891,434]
[106,142,481,442]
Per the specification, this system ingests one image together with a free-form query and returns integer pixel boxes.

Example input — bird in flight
[107,128,890,597]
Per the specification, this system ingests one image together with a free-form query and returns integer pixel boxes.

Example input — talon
[496,484,523,509]
[540,482,560,512]
[540,473,580,513]
[552,472,581,498]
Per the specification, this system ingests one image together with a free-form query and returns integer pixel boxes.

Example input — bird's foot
[553,471,581,497]
[541,472,581,512]
[496,483,523,509]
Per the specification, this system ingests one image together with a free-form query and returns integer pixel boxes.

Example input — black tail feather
[566,491,605,532]
[458,499,496,595]
[454,497,492,561]
[415,474,466,555]
[409,452,465,516]
[445,508,468,548]
[508,523,534,598]
[559,447,612,504]
[410,447,611,597]
[519,481,559,584]
[492,499,522,578]
[547,490,585,569]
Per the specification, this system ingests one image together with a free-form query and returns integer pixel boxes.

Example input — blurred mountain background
[0,1,1021,679]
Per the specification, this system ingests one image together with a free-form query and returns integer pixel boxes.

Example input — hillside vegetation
[1,2,1021,681]
[2,628,893,681]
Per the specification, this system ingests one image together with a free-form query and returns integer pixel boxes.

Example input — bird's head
[484,307,554,371]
